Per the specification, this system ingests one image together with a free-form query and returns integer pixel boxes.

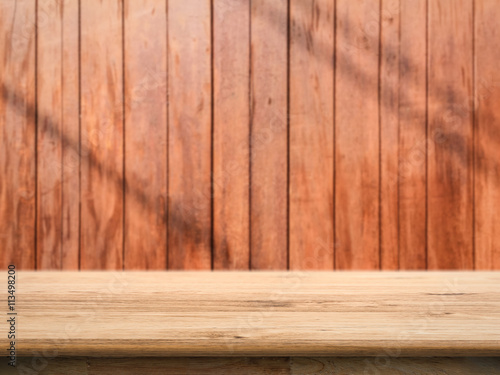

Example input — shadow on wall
[2,0,498,266]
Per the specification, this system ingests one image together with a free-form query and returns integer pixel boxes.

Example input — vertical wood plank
[335,0,380,269]
[289,0,334,270]
[80,0,124,270]
[250,0,288,270]
[428,0,473,269]
[213,0,250,270]
[168,0,212,269]
[36,0,64,269]
[475,0,500,270]
[124,0,167,269]
[0,0,36,269]
[61,0,80,269]
[380,0,399,270]
[37,0,79,270]
[399,0,427,270]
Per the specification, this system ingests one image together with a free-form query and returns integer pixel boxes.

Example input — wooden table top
[8,271,500,357]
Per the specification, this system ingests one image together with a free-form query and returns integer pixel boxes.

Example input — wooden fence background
[0,0,499,270]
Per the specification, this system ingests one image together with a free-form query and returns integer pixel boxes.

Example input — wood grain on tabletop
[335,0,380,269]
[123,0,167,269]
[6,357,500,375]
[475,0,500,270]
[213,0,250,270]
[0,0,36,269]
[289,0,334,270]
[427,0,474,269]
[80,0,124,269]
[398,0,427,270]
[167,0,212,270]
[250,0,288,270]
[9,271,500,357]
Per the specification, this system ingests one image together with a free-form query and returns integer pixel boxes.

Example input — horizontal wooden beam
[3,357,500,374]
[5,272,500,357]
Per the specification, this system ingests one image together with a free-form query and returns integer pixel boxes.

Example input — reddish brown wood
[427,0,473,270]
[87,357,291,374]
[80,0,124,270]
[398,0,427,270]
[0,0,36,269]
[213,0,250,270]
[475,0,500,270]
[335,0,380,270]
[61,0,80,270]
[124,0,167,270]
[2,1,500,271]
[289,0,334,270]
[380,0,400,270]
[9,357,500,374]
[36,0,64,269]
[168,0,212,269]
[250,0,288,270]
[36,0,79,270]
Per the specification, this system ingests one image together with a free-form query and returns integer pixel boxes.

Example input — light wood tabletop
[6,271,500,357]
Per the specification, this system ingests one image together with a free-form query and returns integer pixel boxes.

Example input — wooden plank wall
[1,0,499,270]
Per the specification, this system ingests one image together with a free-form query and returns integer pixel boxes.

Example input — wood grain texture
[88,357,290,374]
[167,0,212,270]
[0,0,36,269]
[80,0,124,270]
[4,357,500,375]
[290,357,500,374]
[61,0,80,270]
[6,271,500,357]
[213,0,250,270]
[289,0,334,270]
[380,0,399,270]
[1,357,88,375]
[398,0,427,270]
[36,0,63,269]
[250,0,288,270]
[33,0,79,270]
[335,0,380,270]
[3,1,500,271]
[427,0,474,269]
[123,0,167,269]
[475,0,500,270]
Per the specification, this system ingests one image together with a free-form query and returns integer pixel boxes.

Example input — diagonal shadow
[2,0,499,270]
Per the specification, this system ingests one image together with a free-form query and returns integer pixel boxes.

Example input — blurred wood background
[1,0,499,270]
[4,357,500,374]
